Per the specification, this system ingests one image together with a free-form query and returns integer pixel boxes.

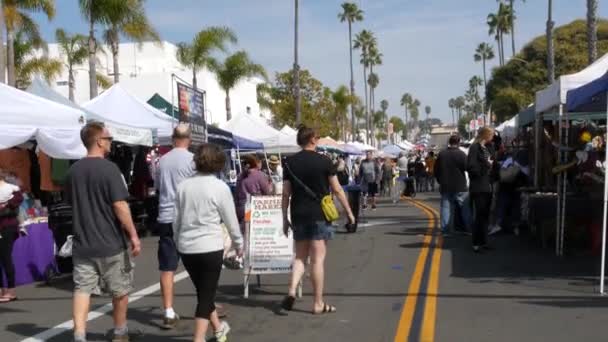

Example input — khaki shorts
[73,251,134,297]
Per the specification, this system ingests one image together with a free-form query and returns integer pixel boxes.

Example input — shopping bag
[58,235,73,257]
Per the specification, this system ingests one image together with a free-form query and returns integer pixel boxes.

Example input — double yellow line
[394,199,443,342]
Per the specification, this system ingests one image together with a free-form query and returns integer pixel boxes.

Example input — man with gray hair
[156,124,195,329]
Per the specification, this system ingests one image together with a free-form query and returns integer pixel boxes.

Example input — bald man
[156,124,195,329]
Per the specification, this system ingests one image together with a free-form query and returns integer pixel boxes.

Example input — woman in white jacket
[173,143,243,342]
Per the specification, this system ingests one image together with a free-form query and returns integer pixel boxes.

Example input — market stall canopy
[280,125,297,136]
[0,81,86,159]
[495,115,518,140]
[27,78,154,146]
[536,52,608,113]
[398,140,415,150]
[347,141,376,152]
[382,144,405,157]
[83,84,174,144]
[339,143,363,155]
[566,71,608,113]
[221,112,299,153]
[147,93,178,117]
[517,104,536,127]
[207,125,234,149]
[233,135,264,150]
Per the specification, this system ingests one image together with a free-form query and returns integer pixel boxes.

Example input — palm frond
[96,73,113,90]
[17,56,63,88]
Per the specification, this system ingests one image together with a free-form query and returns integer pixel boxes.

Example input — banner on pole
[176,81,206,144]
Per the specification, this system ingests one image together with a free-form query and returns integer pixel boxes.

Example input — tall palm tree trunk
[348,21,355,141]
[587,0,598,64]
[192,68,197,90]
[225,90,232,121]
[112,43,120,83]
[88,16,98,99]
[510,0,516,56]
[6,29,15,86]
[294,0,301,125]
[547,0,555,82]
[69,66,75,102]
[451,108,455,127]
[482,58,487,94]
[363,65,369,144]
[404,106,409,140]
[0,5,5,84]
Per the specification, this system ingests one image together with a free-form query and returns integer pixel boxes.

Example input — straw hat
[268,155,280,165]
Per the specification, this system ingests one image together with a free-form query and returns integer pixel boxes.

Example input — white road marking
[358,219,404,228]
[20,271,190,342]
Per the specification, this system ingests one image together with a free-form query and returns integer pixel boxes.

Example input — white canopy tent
[0,82,86,159]
[83,84,174,145]
[280,125,297,136]
[398,140,415,150]
[535,53,608,114]
[27,78,154,147]
[221,113,299,153]
[347,141,376,152]
[495,115,518,141]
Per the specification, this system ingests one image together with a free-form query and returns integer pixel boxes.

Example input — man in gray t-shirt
[156,124,196,329]
[66,122,141,342]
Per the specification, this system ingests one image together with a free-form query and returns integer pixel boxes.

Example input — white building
[45,41,268,125]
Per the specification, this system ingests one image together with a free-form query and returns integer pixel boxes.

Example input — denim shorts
[156,222,180,272]
[73,251,133,297]
[292,221,334,241]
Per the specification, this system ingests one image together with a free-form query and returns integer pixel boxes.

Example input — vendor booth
[221,113,299,153]
[0,82,89,286]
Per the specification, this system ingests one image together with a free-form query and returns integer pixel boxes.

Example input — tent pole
[560,104,568,256]
[556,106,562,256]
[601,91,608,295]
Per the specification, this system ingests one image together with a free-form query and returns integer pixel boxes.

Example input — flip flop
[0,296,18,303]
[313,303,336,315]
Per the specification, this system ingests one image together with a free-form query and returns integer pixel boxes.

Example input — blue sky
[35,0,605,124]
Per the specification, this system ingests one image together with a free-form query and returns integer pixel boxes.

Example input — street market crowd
[0,121,532,342]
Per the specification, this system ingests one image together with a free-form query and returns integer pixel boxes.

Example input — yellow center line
[394,198,436,342]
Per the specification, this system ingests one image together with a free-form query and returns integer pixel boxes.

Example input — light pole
[294,0,301,125]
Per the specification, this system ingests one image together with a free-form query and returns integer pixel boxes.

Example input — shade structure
[83,84,174,143]
[339,143,363,155]
[397,140,415,150]
[221,112,299,153]
[0,81,86,159]
[207,125,234,149]
[233,135,264,150]
[280,125,297,136]
[27,78,154,146]
[348,141,376,152]
[495,115,518,140]
[566,71,608,112]
[382,144,405,156]
[536,52,608,113]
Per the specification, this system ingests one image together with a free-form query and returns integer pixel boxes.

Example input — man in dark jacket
[434,135,472,236]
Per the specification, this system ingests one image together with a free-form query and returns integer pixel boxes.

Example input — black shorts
[156,222,180,272]
[362,182,378,196]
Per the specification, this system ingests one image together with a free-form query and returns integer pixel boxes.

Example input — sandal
[0,296,18,303]
[280,295,296,311]
[313,303,337,315]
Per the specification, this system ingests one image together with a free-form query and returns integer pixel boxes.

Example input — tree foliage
[486,19,608,122]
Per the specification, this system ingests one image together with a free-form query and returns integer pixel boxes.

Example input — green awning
[147,93,178,118]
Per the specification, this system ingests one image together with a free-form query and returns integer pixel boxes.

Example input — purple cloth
[1,223,57,286]
[235,169,271,219]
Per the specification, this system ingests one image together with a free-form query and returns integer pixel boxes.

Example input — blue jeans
[440,192,472,233]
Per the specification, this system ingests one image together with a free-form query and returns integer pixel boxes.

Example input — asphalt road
[2,193,608,341]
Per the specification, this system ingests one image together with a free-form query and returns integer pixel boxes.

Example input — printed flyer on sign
[246,196,293,275]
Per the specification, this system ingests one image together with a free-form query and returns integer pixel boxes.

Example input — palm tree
[409,98,420,124]
[506,0,525,56]
[367,72,379,125]
[210,51,267,122]
[13,30,62,89]
[354,29,375,143]
[79,0,129,98]
[294,0,301,125]
[56,29,88,101]
[338,2,364,142]
[332,85,353,141]
[367,45,382,118]
[175,26,237,90]
[587,0,598,64]
[546,0,555,82]
[424,105,432,133]
[455,96,465,121]
[3,0,55,87]
[400,93,412,126]
[448,98,454,126]
[103,0,159,83]
[487,3,511,65]
[474,43,495,93]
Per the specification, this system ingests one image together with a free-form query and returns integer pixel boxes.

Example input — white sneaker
[213,321,231,342]
[488,225,502,236]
